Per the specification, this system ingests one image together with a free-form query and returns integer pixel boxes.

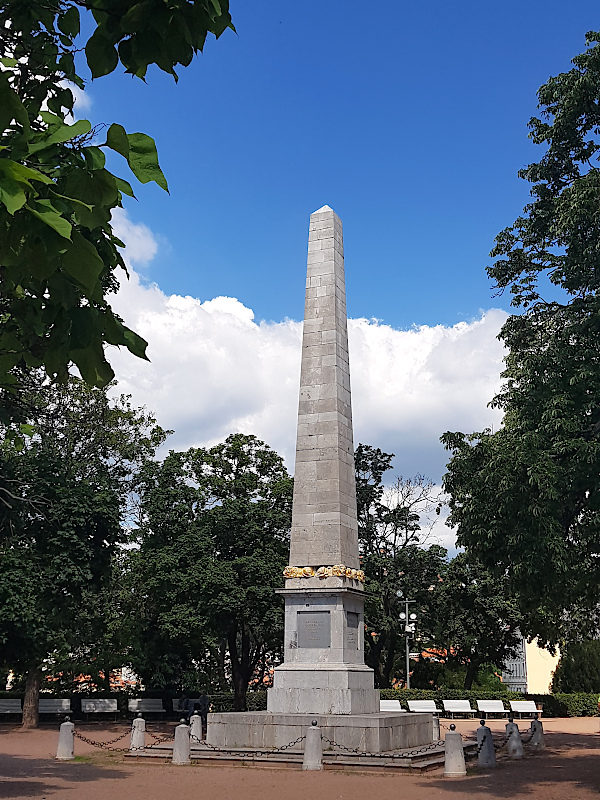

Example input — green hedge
[379,688,600,717]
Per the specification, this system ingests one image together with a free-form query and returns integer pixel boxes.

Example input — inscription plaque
[297,611,331,648]
[346,611,359,649]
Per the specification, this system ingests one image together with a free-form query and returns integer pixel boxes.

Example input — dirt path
[1,718,598,800]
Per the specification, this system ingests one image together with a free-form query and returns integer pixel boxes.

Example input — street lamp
[396,590,417,689]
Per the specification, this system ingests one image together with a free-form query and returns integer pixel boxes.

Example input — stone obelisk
[207,208,433,752]
[267,205,379,715]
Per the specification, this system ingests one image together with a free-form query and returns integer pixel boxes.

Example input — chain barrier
[320,735,444,760]
[146,728,175,744]
[187,731,307,759]
[73,726,143,753]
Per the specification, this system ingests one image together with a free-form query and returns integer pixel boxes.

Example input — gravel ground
[1,716,598,800]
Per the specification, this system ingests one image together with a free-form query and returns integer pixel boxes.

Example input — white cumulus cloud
[107,215,508,550]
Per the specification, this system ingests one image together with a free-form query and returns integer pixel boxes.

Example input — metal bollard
[56,717,74,761]
[529,715,546,750]
[477,720,496,768]
[190,713,203,742]
[172,720,191,765]
[130,713,146,752]
[302,720,323,771]
[505,720,524,759]
[444,724,466,777]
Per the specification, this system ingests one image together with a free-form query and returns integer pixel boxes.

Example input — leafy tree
[0,374,168,727]
[552,640,600,693]
[442,30,600,644]
[130,434,293,710]
[427,554,522,689]
[0,1,234,411]
[355,443,447,687]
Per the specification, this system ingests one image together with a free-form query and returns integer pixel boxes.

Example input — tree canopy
[442,30,600,645]
[0,1,234,415]
[127,433,293,710]
[0,374,169,726]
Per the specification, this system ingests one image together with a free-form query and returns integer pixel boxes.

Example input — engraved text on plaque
[297,611,331,648]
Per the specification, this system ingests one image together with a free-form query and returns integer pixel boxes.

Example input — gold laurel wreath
[283,565,365,582]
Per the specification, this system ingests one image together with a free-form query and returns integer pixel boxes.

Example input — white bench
[408,700,439,714]
[379,699,404,712]
[442,700,476,718]
[476,700,508,718]
[0,699,22,714]
[39,699,72,715]
[128,699,165,714]
[81,699,118,718]
[510,700,540,718]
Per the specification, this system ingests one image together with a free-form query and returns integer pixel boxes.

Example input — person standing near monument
[198,692,210,737]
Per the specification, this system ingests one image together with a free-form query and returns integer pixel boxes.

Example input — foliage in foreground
[0,1,234,414]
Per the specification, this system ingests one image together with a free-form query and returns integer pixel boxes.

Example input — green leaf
[0,178,27,214]
[126,133,169,191]
[123,327,150,360]
[28,118,92,155]
[62,232,105,294]
[70,343,115,387]
[26,200,72,239]
[104,126,168,191]
[114,176,136,198]
[85,29,119,79]
[0,159,53,186]
[0,72,30,134]
[0,57,17,68]
[83,146,106,171]
[57,5,80,38]
[105,123,130,159]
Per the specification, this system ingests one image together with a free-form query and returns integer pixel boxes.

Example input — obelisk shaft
[290,206,359,569]
[267,206,377,716]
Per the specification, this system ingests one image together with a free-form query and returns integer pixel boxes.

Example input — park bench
[128,698,165,715]
[0,699,22,716]
[442,700,476,718]
[510,700,540,718]
[379,699,403,712]
[408,700,440,714]
[476,700,508,718]
[39,699,72,716]
[81,699,119,720]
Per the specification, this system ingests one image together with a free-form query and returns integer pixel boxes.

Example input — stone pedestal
[207,711,432,753]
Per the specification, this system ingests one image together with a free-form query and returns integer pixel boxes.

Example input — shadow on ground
[0,753,126,799]
[424,732,600,797]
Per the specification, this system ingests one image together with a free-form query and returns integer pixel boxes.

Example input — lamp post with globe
[396,590,418,689]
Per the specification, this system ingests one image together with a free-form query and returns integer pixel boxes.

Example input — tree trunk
[22,667,42,729]
[228,626,248,711]
[463,660,478,690]
[381,631,398,689]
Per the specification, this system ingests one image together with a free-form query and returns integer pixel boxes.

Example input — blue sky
[82,1,598,543]
[82,0,599,329]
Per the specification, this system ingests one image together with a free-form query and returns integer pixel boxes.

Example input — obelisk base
[268,664,379,715]
[207,711,434,753]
